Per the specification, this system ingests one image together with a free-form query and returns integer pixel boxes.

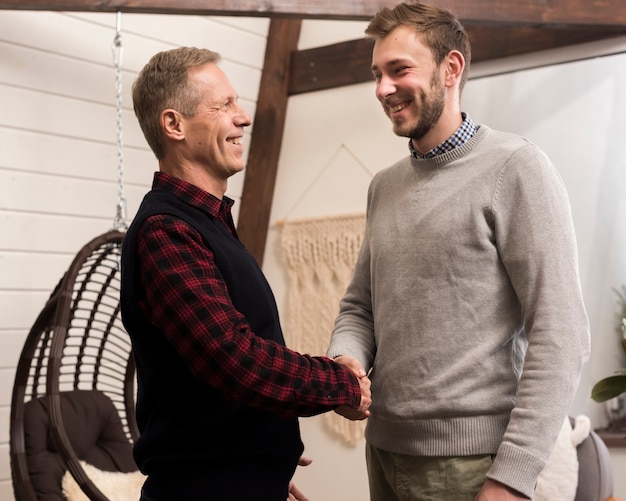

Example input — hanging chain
[112,11,128,231]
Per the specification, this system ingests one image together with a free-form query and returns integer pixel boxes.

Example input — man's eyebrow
[371,58,408,72]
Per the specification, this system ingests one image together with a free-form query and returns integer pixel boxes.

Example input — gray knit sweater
[327,125,590,498]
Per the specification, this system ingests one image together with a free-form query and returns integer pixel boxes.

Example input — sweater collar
[409,113,479,159]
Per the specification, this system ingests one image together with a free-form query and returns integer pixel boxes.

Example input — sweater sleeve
[487,143,590,497]
[137,215,362,418]
[327,190,378,372]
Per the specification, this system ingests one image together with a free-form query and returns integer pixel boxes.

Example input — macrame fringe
[280,214,366,446]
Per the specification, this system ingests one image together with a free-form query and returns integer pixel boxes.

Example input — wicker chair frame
[10,230,138,501]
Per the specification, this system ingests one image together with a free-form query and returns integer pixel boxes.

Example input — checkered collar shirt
[409,113,479,159]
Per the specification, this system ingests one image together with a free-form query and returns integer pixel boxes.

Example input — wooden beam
[237,18,301,265]
[1,0,626,28]
[289,26,626,95]
[467,25,626,62]
[289,38,374,95]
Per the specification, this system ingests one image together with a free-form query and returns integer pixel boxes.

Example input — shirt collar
[409,113,479,159]
[152,171,234,219]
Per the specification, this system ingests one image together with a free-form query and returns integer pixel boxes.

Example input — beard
[391,72,445,140]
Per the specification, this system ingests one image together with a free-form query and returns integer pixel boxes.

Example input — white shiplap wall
[0,10,268,499]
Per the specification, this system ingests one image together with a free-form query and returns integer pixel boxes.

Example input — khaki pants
[366,442,494,501]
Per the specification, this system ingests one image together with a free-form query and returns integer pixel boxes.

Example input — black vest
[121,189,302,499]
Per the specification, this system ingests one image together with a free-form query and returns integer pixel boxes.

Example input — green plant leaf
[591,375,626,402]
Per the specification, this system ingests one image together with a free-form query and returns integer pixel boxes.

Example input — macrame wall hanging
[280,213,367,446]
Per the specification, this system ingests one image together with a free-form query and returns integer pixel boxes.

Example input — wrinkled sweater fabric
[328,125,590,498]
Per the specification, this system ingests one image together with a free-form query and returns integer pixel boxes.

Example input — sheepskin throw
[281,214,366,445]
[534,415,590,501]
[61,461,145,501]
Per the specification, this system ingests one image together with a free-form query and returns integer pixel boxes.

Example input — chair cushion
[24,390,137,500]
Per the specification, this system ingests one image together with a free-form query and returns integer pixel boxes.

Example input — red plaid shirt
[135,172,361,417]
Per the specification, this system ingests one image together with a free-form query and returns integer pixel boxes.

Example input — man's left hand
[475,479,530,500]
[288,456,313,501]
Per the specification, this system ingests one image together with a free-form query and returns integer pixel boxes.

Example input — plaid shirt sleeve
[136,214,361,417]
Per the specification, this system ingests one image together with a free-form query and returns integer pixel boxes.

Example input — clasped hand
[333,355,371,421]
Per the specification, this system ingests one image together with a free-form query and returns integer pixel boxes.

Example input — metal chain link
[112,11,128,231]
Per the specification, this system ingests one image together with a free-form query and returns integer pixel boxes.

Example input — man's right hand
[333,355,371,421]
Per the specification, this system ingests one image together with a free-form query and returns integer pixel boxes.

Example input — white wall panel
[0,212,120,252]
[0,372,14,408]
[0,482,13,499]
[0,333,28,369]
[0,127,155,186]
[0,408,9,442]
[210,15,269,37]
[0,253,72,290]
[0,85,146,147]
[0,170,149,219]
[69,12,268,69]
[1,291,61,331]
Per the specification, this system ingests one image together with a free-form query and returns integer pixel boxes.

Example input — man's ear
[160,109,184,141]
[444,50,465,88]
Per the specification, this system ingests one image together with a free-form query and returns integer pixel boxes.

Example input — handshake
[333,355,372,421]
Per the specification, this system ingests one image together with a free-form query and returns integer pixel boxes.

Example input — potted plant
[592,286,626,432]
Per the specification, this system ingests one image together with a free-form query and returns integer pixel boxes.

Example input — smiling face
[180,63,252,181]
[372,26,447,144]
